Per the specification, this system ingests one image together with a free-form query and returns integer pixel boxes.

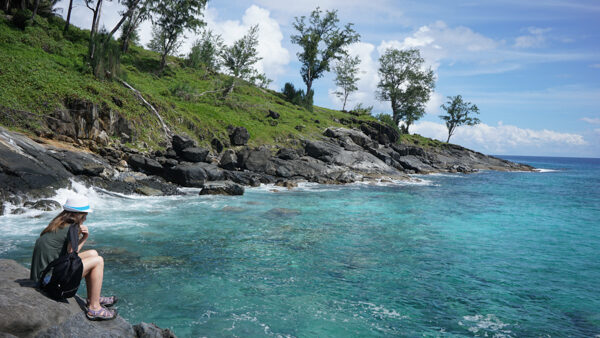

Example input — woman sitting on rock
[30,195,118,321]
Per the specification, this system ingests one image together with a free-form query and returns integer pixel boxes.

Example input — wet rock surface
[0,259,176,338]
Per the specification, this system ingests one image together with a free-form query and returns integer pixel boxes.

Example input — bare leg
[79,249,99,260]
[81,255,104,310]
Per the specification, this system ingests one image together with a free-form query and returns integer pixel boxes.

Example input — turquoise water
[2,156,599,337]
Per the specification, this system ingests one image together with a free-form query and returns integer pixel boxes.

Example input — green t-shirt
[30,226,70,283]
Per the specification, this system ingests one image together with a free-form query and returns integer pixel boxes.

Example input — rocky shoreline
[0,122,533,214]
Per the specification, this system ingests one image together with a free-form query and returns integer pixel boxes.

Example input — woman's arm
[78,225,89,252]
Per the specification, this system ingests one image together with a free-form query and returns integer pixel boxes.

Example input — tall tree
[85,0,104,60]
[118,0,149,53]
[333,54,361,111]
[186,28,224,72]
[221,25,267,94]
[439,95,480,142]
[149,0,207,74]
[290,7,360,108]
[376,48,435,133]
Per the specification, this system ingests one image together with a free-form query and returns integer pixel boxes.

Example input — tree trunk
[446,134,451,143]
[30,0,39,20]
[88,0,103,61]
[93,0,102,34]
[64,0,73,33]
[342,91,348,111]
[159,51,167,74]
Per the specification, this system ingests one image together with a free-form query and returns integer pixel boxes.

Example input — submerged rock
[266,208,301,218]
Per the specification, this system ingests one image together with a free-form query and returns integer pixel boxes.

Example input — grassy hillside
[0,14,378,150]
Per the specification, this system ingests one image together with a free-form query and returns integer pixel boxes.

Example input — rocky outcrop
[227,126,250,146]
[0,259,176,338]
[0,120,534,210]
[0,126,73,198]
[199,181,244,196]
[45,98,135,144]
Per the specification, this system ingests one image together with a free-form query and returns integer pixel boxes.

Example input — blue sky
[57,0,600,157]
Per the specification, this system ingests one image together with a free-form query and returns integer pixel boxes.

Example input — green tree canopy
[376,48,435,133]
[333,54,361,111]
[291,7,360,109]
[186,28,224,72]
[221,25,270,94]
[149,0,207,74]
[439,95,480,143]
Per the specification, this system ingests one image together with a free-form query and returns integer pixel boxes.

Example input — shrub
[12,9,33,30]
[282,82,313,110]
[169,81,196,101]
[350,103,373,115]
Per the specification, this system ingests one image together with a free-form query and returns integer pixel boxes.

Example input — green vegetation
[291,7,360,110]
[439,95,480,143]
[376,48,435,133]
[333,55,361,111]
[0,16,376,149]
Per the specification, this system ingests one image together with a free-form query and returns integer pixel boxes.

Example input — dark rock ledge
[0,259,175,338]
[0,123,534,215]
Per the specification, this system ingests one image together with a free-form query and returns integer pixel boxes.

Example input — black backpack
[39,223,84,300]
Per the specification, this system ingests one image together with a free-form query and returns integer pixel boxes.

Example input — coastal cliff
[0,259,175,337]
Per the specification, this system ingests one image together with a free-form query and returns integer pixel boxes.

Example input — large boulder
[199,181,244,196]
[228,126,250,146]
[171,134,196,153]
[276,148,301,160]
[180,147,209,163]
[324,127,375,149]
[240,147,274,173]
[48,149,110,176]
[223,171,263,187]
[0,127,72,197]
[218,150,238,170]
[165,162,224,187]
[127,155,164,176]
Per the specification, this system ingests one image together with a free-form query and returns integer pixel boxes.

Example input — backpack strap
[67,223,80,254]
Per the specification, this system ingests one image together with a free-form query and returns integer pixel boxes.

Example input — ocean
[1,155,599,337]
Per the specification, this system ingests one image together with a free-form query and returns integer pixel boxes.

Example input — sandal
[86,306,118,321]
[87,296,118,307]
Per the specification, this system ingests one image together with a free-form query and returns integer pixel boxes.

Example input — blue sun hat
[63,195,93,213]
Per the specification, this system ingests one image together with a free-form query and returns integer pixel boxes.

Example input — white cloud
[201,5,290,80]
[591,64,600,68]
[410,121,587,155]
[377,21,499,71]
[581,117,600,124]
[514,27,551,48]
